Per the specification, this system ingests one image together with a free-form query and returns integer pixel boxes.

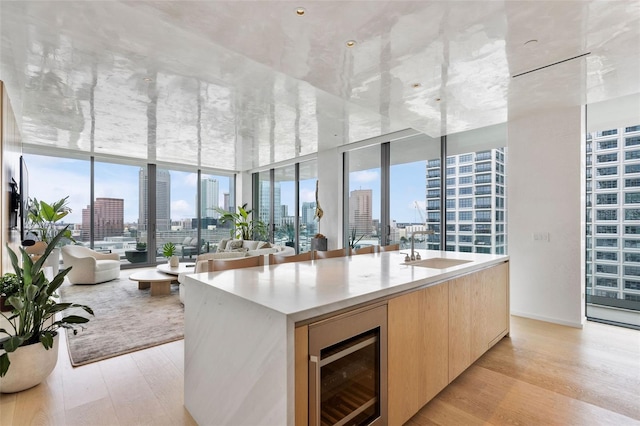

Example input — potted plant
[311,233,327,251]
[0,226,93,393]
[0,274,20,313]
[163,242,179,267]
[27,196,75,276]
[136,241,147,251]
[215,204,267,241]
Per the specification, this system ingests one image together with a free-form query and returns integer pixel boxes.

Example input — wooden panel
[388,283,449,426]
[448,275,472,382]
[294,325,308,426]
[471,263,509,361]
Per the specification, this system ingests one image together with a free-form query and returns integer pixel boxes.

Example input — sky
[23,153,427,226]
[24,154,230,224]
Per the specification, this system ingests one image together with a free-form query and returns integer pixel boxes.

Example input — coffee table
[156,262,195,276]
[129,270,176,296]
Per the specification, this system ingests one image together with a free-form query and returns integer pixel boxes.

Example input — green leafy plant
[0,226,93,377]
[136,242,147,251]
[215,203,267,241]
[1,273,20,298]
[162,242,176,258]
[27,196,75,245]
[348,228,366,249]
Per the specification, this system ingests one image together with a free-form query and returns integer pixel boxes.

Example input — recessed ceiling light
[143,77,153,82]
[295,7,305,16]
[412,83,422,88]
[435,98,441,102]
[524,39,538,46]
[346,40,357,47]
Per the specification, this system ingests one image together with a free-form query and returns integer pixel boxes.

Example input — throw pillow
[218,239,229,251]
[225,239,244,251]
[243,240,260,250]
[182,236,193,246]
[260,241,272,249]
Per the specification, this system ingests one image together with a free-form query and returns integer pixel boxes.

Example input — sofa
[217,239,295,257]
[61,245,121,284]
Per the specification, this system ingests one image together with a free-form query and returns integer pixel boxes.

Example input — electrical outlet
[532,232,550,242]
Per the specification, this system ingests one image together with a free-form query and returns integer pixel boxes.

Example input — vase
[311,237,327,251]
[169,255,179,267]
[0,333,59,393]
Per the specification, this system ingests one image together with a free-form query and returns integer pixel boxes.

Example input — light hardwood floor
[1,315,639,425]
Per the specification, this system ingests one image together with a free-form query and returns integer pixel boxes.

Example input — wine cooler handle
[309,355,320,426]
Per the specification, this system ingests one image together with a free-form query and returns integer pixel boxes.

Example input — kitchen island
[183,250,509,425]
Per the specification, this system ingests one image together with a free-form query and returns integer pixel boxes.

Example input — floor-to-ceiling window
[299,161,318,253]
[200,172,234,252]
[586,95,640,328]
[348,145,381,249]
[22,153,90,246]
[445,124,507,255]
[94,161,145,265]
[253,160,317,252]
[24,153,234,268]
[390,134,440,250]
[274,166,295,248]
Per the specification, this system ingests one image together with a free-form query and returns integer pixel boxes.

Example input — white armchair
[61,245,121,285]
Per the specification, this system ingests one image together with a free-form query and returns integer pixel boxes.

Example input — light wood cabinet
[388,282,449,426]
[470,262,509,361]
[449,262,510,382]
[448,274,473,381]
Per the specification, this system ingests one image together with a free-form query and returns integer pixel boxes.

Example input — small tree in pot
[0,226,93,392]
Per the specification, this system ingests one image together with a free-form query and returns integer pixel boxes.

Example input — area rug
[58,276,184,366]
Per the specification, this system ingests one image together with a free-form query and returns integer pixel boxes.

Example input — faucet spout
[409,230,435,261]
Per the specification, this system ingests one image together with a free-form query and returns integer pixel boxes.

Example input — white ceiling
[1,1,639,172]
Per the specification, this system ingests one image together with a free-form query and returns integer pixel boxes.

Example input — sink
[405,258,472,269]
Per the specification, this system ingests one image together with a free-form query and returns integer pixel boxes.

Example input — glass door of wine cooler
[308,304,387,426]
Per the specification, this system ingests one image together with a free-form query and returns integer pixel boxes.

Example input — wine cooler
[308,304,387,426]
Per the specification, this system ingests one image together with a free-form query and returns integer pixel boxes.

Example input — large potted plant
[215,204,267,241]
[0,226,93,393]
[27,196,75,275]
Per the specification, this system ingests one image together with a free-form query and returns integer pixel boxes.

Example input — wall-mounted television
[19,155,29,240]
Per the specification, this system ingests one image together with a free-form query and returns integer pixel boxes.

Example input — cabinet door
[388,283,449,426]
[470,262,509,361]
[448,274,472,382]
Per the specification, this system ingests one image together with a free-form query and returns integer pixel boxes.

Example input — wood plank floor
[1,316,638,425]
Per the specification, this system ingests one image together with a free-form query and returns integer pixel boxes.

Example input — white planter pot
[0,333,59,393]
[169,255,179,267]
[44,247,60,278]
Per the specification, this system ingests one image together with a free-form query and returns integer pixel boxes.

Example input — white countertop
[184,249,508,323]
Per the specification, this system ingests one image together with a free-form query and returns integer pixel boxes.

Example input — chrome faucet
[409,230,435,262]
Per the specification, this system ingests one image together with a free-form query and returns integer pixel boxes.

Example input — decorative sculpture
[314,180,323,222]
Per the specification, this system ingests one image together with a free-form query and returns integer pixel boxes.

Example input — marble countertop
[184,250,508,323]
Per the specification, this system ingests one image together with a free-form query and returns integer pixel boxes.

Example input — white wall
[316,148,344,250]
[508,105,585,327]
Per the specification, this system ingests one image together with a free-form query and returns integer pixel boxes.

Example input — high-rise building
[424,148,507,255]
[349,189,373,237]
[81,198,124,241]
[200,178,220,218]
[301,201,317,236]
[258,180,281,226]
[138,168,171,231]
[223,192,230,212]
[586,125,640,305]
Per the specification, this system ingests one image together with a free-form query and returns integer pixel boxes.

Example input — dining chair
[351,246,375,255]
[196,255,264,273]
[313,248,347,260]
[268,251,312,264]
